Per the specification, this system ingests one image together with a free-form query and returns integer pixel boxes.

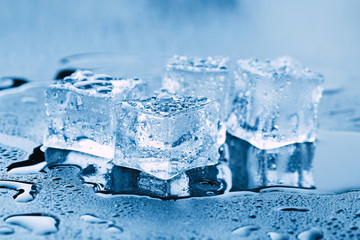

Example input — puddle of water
[7,146,46,175]
[0,180,37,202]
[4,214,59,235]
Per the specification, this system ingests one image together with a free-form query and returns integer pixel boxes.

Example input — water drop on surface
[80,214,112,224]
[4,214,59,235]
[297,227,323,240]
[106,225,124,233]
[277,207,310,212]
[268,232,289,240]
[0,226,14,235]
[232,225,259,237]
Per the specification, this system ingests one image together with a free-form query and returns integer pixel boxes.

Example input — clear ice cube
[114,90,225,180]
[43,70,145,159]
[227,57,324,149]
[163,55,232,119]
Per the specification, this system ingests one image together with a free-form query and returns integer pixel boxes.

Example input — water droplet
[268,232,289,240]
[0,226,14,235]
[106,225,124,233]
[232,225,259,237]
[297,227,323,240]
[80,214,112,224]
[4,214,59,235]
[277,207,310,212]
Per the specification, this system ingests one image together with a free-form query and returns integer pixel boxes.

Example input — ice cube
[114,90,225,180]
[227,57,324,149]
[43,70,145,159]
[163,55,232,119]
[226,133,315,190]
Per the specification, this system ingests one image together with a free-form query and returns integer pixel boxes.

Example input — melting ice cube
[114,90,225,180]
[227,57,324,149]
[163,55,232,119]
[43,70,145,159]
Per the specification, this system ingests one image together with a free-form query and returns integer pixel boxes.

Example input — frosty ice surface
[114,90,225,180]
[163,55,231,119]
[43,70,145,159]
[227,57,324,149]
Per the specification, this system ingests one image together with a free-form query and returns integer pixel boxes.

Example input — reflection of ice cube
[45,147,231,199]
[227,57,324,149]
[226,133,315,190]
[45,147,113,188]
[43,70,145,159]
[163,55,232,119]
[114,90,225,180]
[109,163,231,199]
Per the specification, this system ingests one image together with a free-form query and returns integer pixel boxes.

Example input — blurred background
[0,0,359,89]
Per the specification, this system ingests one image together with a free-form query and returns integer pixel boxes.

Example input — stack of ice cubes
[43,55,324,197]
[43,70,145,159]
[163,55,231,119]
[44,70,227,198]
[227,56,324,150]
